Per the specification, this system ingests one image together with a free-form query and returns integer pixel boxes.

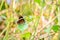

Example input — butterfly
[17,16,25,24]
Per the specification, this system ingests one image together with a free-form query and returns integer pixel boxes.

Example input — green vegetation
[0,0,60,40]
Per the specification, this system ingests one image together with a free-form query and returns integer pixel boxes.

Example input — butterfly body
[17,16,25,24]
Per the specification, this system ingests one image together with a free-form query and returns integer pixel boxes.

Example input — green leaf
[34,0,45,7]
[45,26,51,33]
[0,1,9,11]
[22,32,31,38]
[17,23,28,31]
[0,2,5,10]
[52,25,60,32]
[34,0,41,5]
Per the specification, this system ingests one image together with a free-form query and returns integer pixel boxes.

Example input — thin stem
[3,1,10,40]
[0,0,4,10]
[30,15,57,40]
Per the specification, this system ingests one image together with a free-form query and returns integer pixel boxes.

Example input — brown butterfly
[17,16,25,24]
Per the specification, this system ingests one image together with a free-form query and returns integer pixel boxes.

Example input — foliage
[0,0,60,40]
[17,23,28,32]
[52,25,60,32]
